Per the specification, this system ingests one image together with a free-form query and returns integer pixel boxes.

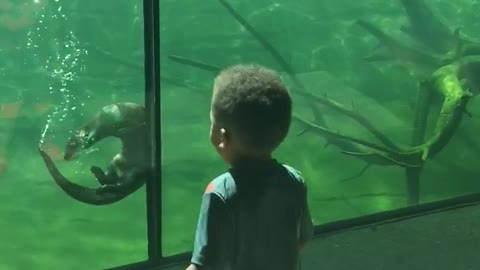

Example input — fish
[398,0,455,53]
[0,102,22,119]
[0,156,5,176]
[356,19,440,68]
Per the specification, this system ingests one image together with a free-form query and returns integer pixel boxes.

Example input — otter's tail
[38,147,142,206]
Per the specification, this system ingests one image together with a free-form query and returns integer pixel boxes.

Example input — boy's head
[209,64,292,164]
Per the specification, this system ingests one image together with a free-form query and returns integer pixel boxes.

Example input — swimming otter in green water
[38,102,147,206]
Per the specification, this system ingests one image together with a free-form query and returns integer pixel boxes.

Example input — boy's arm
[189,185,228,270]
[298,181,314,250]
[186,264,199,270]
[186,263,201,270]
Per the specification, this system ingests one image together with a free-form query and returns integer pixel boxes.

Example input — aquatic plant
[168,0,479,206]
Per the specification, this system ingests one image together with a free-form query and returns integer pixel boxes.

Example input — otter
[38,102,148,206]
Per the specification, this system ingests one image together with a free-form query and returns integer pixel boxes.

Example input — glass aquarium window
[161,0,480,257]
[0,0,147,269]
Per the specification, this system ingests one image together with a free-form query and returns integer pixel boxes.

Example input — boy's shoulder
[280,164,305,184]
[203,171,236,201]
[203,163,306,200]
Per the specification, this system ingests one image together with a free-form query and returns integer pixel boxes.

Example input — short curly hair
[211,64,292,154]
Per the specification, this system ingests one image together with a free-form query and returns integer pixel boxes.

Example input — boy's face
[209,109,234,164]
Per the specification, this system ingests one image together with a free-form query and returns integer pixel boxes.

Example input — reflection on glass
[0,0,147,269]
[161,0,480,257]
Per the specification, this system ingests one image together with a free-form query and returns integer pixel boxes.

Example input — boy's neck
[229,153,274,168]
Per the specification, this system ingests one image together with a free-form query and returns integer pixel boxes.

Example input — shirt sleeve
[298,180,314,246]
[191,190,228,267]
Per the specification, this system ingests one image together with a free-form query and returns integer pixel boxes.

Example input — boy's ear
[219,128,228,148]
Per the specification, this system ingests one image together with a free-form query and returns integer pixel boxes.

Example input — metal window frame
[105,0,480,269]
[143,0,162,262]
[105,0,162,269]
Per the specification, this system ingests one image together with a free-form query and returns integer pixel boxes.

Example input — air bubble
[35,0,87,146]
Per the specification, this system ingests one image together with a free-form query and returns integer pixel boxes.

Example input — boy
[187,64,313,270]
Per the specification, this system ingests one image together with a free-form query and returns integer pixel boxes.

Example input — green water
[1,0,479,269]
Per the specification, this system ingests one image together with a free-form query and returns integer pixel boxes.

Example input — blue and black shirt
[191,159,313,270]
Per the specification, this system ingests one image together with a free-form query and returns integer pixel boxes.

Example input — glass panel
[0,0,147,269]
[161,0,480,256]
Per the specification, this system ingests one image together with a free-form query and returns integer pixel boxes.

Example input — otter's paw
[90,166,111,185]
